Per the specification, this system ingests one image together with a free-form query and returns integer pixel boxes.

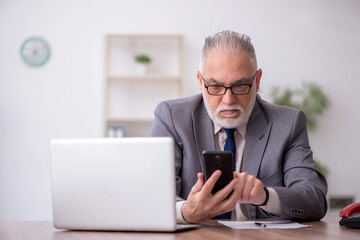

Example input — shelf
[107,34,183,39]
[107,75,182,82]
[108,118,154,123]
[106,119,154,138]
[106,35,183,77]
[103,34,184,137]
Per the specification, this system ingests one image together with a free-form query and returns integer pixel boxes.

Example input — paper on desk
[218,220,309,229]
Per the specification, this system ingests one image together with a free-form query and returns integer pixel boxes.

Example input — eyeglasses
[200,70,258,96]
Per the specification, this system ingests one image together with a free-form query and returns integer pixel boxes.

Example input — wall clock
[20,37,50,67]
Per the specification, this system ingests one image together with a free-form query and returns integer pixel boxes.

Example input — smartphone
[201,151,234,195]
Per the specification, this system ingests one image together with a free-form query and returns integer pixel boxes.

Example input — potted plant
[270,81,329,177]
[134,54,151,75]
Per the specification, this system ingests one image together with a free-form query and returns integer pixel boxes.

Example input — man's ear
[255,68,262,92]
[197,71,203,92]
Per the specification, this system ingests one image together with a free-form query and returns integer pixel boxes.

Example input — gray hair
[199,30,257,72]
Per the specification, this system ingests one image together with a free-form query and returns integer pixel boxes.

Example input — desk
[0,219,359,240]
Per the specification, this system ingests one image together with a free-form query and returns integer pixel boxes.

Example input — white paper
[218,220,310,229]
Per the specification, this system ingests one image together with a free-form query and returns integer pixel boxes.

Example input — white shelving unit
[103,34,185,137]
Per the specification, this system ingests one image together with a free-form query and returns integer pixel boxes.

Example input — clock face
[20,37,50,67]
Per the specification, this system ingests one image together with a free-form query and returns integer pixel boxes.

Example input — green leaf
[269,81,329,132]
[134,54,151,63]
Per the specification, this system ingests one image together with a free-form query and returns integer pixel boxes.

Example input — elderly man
[150,30,327,223]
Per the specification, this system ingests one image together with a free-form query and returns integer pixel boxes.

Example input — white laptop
[50,137,198,232]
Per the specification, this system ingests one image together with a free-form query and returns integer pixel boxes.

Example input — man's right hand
[181,170,240,223]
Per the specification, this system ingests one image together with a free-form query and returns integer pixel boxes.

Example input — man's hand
[181,170,240,223]
[233,172,266,205]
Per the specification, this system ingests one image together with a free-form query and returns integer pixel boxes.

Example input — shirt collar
[213,118,249,138]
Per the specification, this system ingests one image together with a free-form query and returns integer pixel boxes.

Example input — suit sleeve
[271,110,328,221]
[150,102,185,202]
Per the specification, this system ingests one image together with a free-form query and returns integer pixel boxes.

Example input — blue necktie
[224,128,236,170]
[213,128,236,219]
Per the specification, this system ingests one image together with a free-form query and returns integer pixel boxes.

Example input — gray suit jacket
[150,94,327,220]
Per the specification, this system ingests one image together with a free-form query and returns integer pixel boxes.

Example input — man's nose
[221,88,236,105]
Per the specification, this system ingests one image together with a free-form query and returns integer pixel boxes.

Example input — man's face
[197,50,262,128]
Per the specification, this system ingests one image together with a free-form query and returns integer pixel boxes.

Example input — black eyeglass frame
[200,70,258,96]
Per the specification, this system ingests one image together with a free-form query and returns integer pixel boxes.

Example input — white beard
[203,90,257,129]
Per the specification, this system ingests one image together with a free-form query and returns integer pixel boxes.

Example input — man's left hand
[233,172,266,205]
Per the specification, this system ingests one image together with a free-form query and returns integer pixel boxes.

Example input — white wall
[1,0,359,220]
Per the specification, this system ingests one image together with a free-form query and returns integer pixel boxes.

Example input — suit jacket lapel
[242,96,272,176]
[242,95,272,219]
[192,99,215,171]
